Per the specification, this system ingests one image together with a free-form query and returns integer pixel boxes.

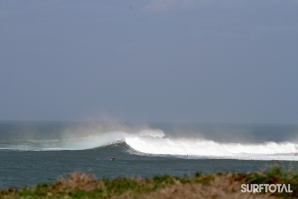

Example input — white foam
[125,134,298,161]
[2,126,298,161]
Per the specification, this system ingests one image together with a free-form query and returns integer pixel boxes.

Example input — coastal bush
[0,165,297,199]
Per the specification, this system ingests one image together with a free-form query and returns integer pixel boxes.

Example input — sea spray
[1,122,298,160]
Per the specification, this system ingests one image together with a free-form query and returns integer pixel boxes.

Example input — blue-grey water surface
[0,121,297,190]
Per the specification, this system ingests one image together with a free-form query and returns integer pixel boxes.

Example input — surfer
[110,156,115,161]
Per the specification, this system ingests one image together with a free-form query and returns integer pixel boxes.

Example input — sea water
[0,121,298,190]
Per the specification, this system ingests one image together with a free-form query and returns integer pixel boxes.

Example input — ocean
[0,121,298,190]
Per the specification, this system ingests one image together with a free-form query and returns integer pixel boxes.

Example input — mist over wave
[1,122,297,161]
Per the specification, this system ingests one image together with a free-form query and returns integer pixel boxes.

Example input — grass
[0,165,297,199]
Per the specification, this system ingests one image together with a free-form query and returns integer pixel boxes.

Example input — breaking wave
[125,134,298,161]
[1,127,298,161]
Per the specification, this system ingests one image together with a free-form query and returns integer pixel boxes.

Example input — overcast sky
[1,0,298,123]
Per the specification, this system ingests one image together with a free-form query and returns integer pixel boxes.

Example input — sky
[0,0,298,124]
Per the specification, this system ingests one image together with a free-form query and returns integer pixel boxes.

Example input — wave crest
[1,126,298,161]
[124,131,298,161]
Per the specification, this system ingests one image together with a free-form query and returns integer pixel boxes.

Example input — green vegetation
[0,165,297,199]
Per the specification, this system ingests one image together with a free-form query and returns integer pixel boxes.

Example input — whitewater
[1,125,298,161]
[126,131,298,161]
[1,121,298,189]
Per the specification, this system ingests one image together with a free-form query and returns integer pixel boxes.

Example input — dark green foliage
[104,177,142,194]
[194,171,202,178]
[199,174,214,185]
[192,171,214,185]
